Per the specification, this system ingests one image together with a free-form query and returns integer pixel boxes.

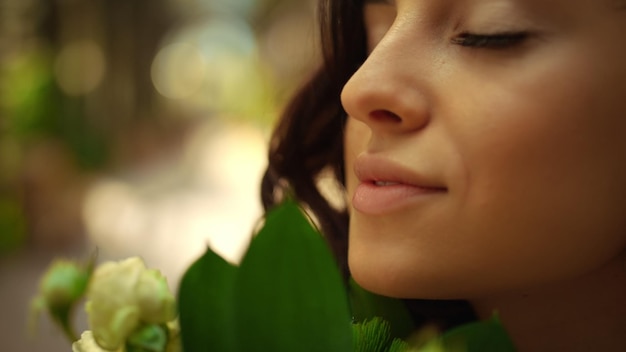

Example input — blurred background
[0,0,319,350]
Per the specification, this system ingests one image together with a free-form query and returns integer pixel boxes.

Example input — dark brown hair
[261,0,476,331]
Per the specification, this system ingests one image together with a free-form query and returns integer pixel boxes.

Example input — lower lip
[352,182,445,215]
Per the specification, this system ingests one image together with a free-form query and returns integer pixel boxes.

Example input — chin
[348,249,462,300]
[348,249,518,300]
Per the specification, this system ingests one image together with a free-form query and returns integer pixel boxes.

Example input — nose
[340,31,431,136]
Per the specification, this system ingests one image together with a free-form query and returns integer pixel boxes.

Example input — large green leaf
[178,200,354,352]
[232,201,353,352]
[178,246,238,352]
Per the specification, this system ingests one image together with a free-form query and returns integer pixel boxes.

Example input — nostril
[370,109,402,123]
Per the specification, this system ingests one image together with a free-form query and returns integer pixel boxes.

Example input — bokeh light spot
[54,40,106,96]
[151,43,207,99]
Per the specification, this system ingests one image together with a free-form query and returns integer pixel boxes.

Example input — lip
[352,154,447,215]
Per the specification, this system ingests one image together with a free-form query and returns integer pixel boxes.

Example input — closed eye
[451,32,529,49]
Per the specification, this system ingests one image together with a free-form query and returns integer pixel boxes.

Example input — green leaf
[353,317,392,352]
[178,246,238,352]
[349,279,415,340]
[437,314,516,352]
[387,338,411,352]
[232,200,353,352]
[0,196,26,256]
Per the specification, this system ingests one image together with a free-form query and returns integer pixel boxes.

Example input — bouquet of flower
[31,200,515,352]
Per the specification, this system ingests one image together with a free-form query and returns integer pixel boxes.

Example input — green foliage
[1,53,54,136]
[388,339,412,352]
[178,200,353,352]
[353,317,410,352]
[2,51,109,169]
[353,318,391,352]
[349,278,415,340]
[437,314,516,352]
[0,196,26,256]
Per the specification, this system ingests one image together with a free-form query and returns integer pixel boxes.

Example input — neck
[470,254,626,352]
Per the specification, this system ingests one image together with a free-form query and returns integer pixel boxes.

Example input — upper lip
[353,154,447,189]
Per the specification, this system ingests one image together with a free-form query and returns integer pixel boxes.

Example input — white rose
[86,257,176,350]
[72,331,122,352]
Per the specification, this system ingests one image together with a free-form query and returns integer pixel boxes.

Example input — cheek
[450,50,626,285]
[344,40,626,298]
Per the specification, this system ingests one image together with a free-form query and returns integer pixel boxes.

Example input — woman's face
[342,0,626,299]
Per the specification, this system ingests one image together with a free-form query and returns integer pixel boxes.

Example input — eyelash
[451,32,529,49]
